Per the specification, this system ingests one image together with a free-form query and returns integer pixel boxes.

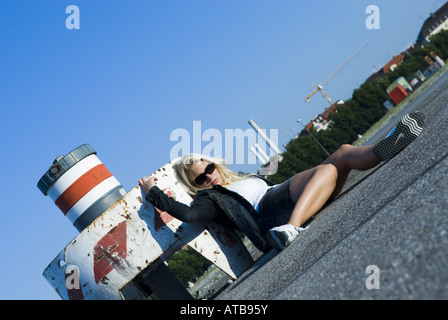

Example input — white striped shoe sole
[373,112,425,161]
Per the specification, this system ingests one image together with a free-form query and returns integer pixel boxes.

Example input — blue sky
[1,0,445,299]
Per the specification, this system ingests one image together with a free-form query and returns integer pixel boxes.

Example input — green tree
[270,132,327,183]
[167,247,212,286]
[429,30,448,59]
[387,30,448,82]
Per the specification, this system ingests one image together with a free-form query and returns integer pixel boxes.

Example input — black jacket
[145,176,274,252]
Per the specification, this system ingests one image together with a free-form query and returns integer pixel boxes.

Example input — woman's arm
[139,176,218,223]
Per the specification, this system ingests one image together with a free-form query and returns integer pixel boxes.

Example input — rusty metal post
[38,144,254,300]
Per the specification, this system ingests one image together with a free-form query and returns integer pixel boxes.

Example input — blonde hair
[172,154,245,195]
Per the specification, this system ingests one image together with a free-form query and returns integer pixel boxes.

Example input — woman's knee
[324,144,353,167]
[316,163,338,181]
[337,144,353,154]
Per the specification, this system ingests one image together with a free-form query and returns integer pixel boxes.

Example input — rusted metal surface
[43,158,254,299]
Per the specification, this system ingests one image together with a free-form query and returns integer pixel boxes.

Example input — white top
[226,177,274,211]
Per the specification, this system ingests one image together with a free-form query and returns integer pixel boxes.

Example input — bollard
[39,144,255,300]
[38,144,126,231]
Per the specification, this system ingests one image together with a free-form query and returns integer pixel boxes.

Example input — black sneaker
[373,112,425,162]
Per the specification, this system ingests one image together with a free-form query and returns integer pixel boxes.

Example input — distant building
[366,53,406,83]
[417,1,448,46]
[300,100,344,136]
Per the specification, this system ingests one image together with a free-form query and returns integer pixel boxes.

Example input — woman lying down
[139,112,425,252]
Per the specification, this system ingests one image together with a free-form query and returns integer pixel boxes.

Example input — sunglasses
[193,162,216,185]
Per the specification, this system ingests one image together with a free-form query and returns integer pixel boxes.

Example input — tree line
[269,30,448,184]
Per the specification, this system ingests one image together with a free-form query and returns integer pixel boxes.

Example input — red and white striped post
[37,144,126,231]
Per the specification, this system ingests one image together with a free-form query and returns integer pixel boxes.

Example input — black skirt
[255,177,295,237]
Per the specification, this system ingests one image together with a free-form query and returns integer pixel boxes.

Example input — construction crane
[305,43,368,104]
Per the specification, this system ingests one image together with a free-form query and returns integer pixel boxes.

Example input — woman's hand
[138,176,158,194]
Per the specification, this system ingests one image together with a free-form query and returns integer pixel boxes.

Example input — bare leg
[287,144,380,228]
[287,164,338,228]
[267,164,339,250]
[268,113,426,249]
[322,144,380,199]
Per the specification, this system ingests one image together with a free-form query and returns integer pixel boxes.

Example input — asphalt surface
[216,69,448,300]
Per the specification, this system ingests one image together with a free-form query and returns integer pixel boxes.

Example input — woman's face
[188,161,223,188]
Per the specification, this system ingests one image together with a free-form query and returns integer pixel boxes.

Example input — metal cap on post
[37,144,126,231]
